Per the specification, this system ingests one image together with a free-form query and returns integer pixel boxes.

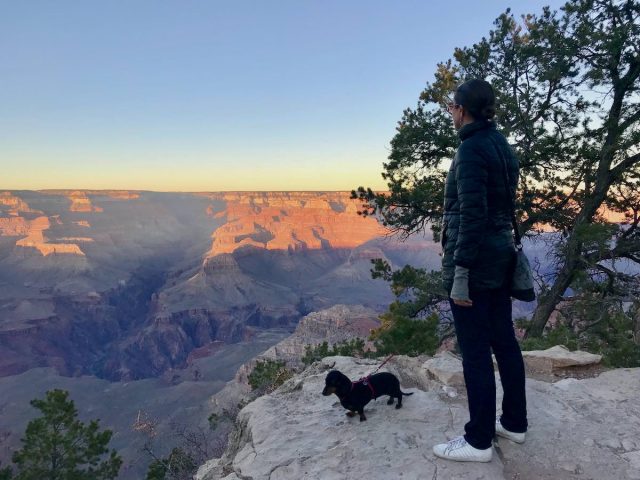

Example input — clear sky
[1,0,567,192]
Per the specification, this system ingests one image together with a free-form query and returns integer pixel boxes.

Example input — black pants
[450,286,528,450]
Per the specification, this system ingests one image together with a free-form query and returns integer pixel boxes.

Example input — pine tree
[354,0,640,338]
[9,389,122,480]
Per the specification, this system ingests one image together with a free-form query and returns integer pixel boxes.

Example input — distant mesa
[57,237,94,243]
[38,189,140,200]
[98,190,140,200]
[73,220,91,228]
[35,189,141,213]
[16,240,85,257]
[8,216,86,257]
[203,192,387,256]
[0,192,42,215]
[67,191,103,213]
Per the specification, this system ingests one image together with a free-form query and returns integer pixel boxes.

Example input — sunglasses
[441,94,462,114]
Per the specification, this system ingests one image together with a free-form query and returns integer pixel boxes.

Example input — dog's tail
[401,390,414,396]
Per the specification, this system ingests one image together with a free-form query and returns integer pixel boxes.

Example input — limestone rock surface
[522,345,602,373]
[422,351,465,386]
[197,356,640,480]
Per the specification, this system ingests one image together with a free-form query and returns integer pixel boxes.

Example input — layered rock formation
[0,192,102,257]
[259,304,380,367]
[38,189,140,210]
[201,192,387,256]
[14,216,86,257]
[0,192,40,215]
[67,191,103,212]
[197,355,640,480]
[0,216,34,236]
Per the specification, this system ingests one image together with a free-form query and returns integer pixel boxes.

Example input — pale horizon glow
[1,0,567,191]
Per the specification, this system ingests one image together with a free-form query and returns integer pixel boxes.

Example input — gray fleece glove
[450,266,470,302]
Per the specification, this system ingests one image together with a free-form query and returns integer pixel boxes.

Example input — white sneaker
[495,418,525,444]
[433,436,492,462]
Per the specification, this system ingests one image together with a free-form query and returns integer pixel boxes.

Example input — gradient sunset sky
[2,1,566,191]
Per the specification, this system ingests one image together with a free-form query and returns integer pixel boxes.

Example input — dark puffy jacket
[441,120,519,293]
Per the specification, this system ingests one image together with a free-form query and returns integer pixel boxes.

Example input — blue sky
[1,0,567,191]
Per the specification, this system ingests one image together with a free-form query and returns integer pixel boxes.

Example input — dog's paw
[395,404,402,409]
[359,416,367,422]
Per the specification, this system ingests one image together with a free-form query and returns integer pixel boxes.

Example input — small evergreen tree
[366,259,447,355]
[302,339,369,365]
[0,463,12,480]
[302,342,332,365]
[372,311,440,356]
[9,389,122,480]
[247,360,293,393]
[145,447,195,480]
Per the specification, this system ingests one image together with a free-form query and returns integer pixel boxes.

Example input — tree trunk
[527,159,614,336]
[633,303,640,346]
[527,251,577,337]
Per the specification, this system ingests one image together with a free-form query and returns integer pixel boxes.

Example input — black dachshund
[322,369,413,421]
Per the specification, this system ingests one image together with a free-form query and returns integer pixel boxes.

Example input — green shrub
[248,360,293,392]
[520,304,640,368]
[372,312,440,356]
[520,323,579,352]
[302,338,369,365]
[580,309,640,368]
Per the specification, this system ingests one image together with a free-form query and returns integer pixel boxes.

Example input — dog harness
[352,376,376,399]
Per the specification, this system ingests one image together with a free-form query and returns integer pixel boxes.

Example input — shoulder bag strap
[489,137,523,249]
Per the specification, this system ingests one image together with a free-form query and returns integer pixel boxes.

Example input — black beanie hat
[454,79,496,120]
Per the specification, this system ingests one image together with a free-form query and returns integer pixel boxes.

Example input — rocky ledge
[197,354,640,480]
[259,304,380,368]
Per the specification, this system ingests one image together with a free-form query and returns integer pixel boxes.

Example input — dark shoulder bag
[491,139,536,302]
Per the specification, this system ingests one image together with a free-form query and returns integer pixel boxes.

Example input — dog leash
[370,353,395,375]
[356,353,396,385]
